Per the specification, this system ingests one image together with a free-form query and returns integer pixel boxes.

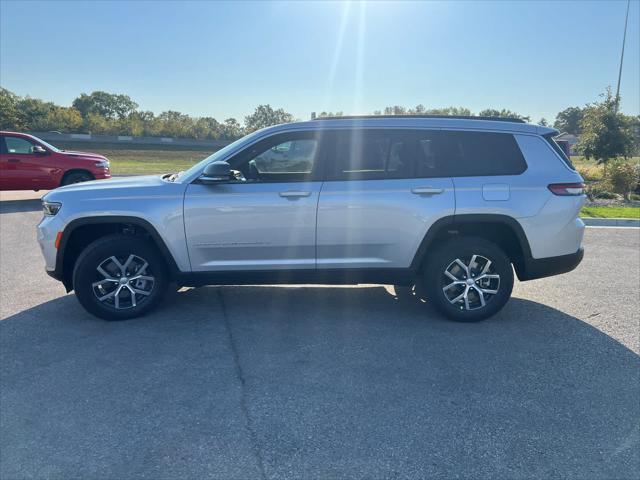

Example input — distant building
[555,132,580,156]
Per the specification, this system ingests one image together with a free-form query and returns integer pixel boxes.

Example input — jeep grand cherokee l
[38,116,585,321]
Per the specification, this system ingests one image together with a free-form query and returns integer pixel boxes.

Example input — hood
[61,150,107,160]
[44,175,166,199]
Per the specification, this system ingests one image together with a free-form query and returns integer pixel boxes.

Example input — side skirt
[176,268,417,287]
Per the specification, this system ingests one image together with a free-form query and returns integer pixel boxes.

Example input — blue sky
[1,0,638,123]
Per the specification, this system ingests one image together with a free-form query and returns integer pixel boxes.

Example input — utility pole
[615,0,631,113]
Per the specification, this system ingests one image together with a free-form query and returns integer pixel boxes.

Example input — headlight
[95,160,109,168]
[43,201,62,216]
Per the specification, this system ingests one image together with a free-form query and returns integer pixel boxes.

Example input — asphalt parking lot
[1,197,639,479]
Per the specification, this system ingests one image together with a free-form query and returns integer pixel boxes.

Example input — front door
[184,131,323,272]
[0,135,52,190]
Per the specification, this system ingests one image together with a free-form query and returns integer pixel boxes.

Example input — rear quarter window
[543,133,575,170]
[426,130,527,177]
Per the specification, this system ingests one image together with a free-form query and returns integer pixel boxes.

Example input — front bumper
[516,247,584,281]
[37,214,64,273]
[94,169,111,180]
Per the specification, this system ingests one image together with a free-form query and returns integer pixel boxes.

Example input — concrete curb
[582,217,640,227]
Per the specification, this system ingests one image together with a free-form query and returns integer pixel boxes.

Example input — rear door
[316,129,455,270]
[433,130,539,217]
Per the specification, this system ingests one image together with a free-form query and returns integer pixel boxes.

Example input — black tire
[423,236,514,322]
[61,171,93,186]
[393,281,427,302]
[73,234,169,320]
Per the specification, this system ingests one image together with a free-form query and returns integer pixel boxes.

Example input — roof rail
[314,114,527,124]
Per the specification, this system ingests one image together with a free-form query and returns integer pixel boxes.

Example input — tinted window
[415,130,526,177]
[328,131,414,180]
[4,136,37,155]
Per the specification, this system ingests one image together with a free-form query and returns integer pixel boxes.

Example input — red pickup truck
[0,131,111,191]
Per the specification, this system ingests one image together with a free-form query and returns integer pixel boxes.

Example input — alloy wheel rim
[92,254,155,310]
[441,254,500,311]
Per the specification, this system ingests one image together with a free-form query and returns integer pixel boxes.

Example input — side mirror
[199,161,231,184]
[33,145,47,155]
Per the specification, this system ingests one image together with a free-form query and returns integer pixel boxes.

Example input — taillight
[547,183,585,196]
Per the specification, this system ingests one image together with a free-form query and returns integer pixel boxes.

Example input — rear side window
[327,131,414,180]
[543,133,575,170]
[416,131,527,177]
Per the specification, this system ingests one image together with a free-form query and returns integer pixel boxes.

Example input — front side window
[230,132,320,182]
[4,136,37,155]
[251,139,317,174]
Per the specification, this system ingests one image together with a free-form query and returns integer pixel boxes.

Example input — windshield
[32,136,61,152]
[177,129,266,181]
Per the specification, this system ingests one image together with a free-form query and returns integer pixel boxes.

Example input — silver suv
[38,116,586,322]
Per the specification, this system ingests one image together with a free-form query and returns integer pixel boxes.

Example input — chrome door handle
[411,187,444,195]
[279,191,312,198]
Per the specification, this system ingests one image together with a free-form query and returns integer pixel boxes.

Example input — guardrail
[29,131,232,149]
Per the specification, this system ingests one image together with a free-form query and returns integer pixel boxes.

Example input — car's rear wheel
[61,171,93,186]
[423,237,513,322]
[73,235,168,320]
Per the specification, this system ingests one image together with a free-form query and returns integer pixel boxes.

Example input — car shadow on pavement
[1,286,639,479]
[0,199,42,214]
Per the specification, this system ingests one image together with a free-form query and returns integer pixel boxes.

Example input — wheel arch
[55,216,180,291]
[411,214,533,276]
[60,169,95,186]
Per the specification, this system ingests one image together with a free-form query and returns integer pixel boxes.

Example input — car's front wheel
[423,237,514,322]
[61,171,93,186]
[73,235,168,320]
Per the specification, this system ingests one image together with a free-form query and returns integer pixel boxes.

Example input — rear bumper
[517,247,584,281]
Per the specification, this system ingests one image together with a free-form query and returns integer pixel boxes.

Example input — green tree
[221,118,243,139]
[17,97,56,129]
[577,88,637,163]
[0,87,25,130]
[317,111,344,118]
[383,105,407,115]
[152,111,195,137]
[193,117,223,139]
[72,91,138,120]
[553,107,583,134]
[35,107,83,132]
[244,105,294,132]
[424,107,472,116]
[478,108,530,122]
[85,112,116,135]
[538,118,548,126]
[603,159,639,201]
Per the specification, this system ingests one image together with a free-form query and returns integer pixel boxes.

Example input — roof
[260,116,557,136]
